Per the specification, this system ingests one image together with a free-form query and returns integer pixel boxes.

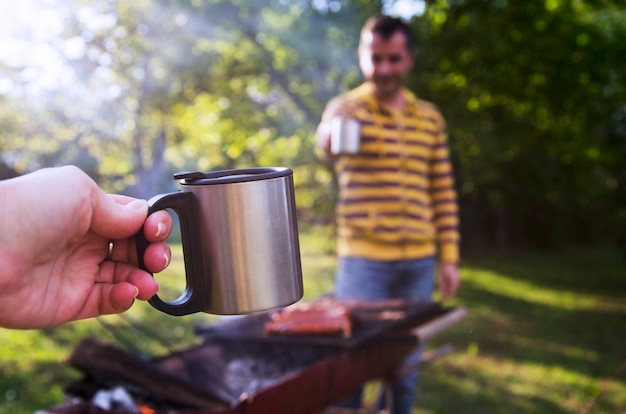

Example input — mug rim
[174,167,292,185]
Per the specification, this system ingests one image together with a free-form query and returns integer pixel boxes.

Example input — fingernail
[155,221,165,238]
[127,199,148,211]
[132,286,139,299]
[163,251,171,268]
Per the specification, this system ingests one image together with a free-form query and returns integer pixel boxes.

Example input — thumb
[90,189,149,239]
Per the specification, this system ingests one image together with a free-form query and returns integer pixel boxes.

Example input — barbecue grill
[43,298,466,414]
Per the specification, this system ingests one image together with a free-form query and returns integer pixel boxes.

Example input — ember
[152,340,337,404]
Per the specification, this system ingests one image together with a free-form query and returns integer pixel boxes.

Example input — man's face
[359,30,414,100]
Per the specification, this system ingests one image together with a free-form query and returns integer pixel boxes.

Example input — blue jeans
[334,256,436,414]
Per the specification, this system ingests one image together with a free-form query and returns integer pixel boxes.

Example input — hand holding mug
[0,166,173,329]
[317,98,360,156]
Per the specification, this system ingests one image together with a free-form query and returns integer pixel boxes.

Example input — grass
[1,227,625,413]
[416,247,626,414]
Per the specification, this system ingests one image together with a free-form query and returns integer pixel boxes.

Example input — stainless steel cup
[136,167,303,316]
[330,117,361,154]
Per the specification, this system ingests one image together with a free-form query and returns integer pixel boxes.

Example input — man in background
[316,14,461,414]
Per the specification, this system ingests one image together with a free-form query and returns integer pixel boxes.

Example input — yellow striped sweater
[322,83,460,263]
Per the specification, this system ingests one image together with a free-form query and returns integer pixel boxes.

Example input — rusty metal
[49,336,418,414]
[173,336,417,414]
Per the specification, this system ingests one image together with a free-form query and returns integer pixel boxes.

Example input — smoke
[0,0,421,180]
[383,0,426,20]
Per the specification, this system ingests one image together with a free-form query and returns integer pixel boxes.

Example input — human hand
[439,262,460,300]
[317,98,354,157]
[0,166,173,329]
[316,123,333,157]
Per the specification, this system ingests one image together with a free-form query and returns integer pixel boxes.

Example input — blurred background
[1,0,625,412]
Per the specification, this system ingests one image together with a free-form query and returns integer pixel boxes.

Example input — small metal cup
[330,118,361,155]
[136,167,303,316]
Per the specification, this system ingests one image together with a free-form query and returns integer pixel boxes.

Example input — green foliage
[413,0,626,247]
[1,0,624,245]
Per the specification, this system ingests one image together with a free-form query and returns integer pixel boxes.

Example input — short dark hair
[360,14,415,52]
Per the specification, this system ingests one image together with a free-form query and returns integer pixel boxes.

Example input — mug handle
[136,191,207,316]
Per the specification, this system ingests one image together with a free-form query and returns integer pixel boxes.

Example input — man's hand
[439,262,460,300]
[316,97,355,157]
[0,166,173,329]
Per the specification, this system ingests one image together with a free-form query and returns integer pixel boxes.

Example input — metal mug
[136,167,303,316]
[330,117,361,155]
